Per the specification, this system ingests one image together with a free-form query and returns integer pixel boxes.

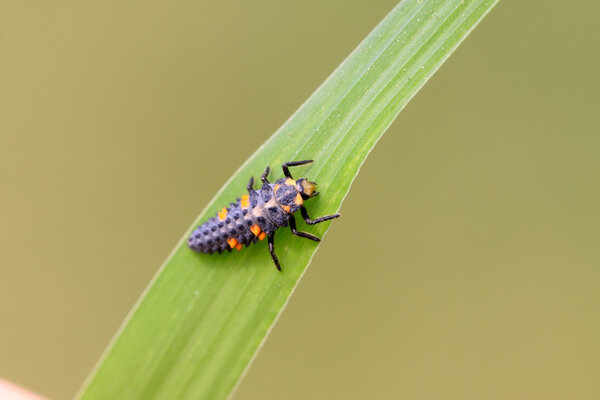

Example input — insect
[187,160,340,271]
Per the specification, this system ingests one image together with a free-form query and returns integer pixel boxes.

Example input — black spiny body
[187,160,340,270]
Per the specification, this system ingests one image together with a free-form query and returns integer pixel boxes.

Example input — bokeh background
[1,1,599,399]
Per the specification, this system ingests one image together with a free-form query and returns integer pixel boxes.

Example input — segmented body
[187,178,301,254]
[187,160,340,270]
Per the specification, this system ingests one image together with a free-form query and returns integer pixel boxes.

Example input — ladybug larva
[187,160,340,271]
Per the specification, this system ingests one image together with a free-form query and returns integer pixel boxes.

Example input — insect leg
[281,160,313,179]
[300,206,340,225]
[267,234,282,271]
[261,166,271,183]
[247,176,255,192]
[289,215,320,242]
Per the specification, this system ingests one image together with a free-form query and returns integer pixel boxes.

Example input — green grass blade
[78,1,499,398]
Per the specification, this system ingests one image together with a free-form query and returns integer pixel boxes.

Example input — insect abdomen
[188,189,277,254]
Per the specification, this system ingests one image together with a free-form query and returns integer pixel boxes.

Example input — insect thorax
[273,177,304,214]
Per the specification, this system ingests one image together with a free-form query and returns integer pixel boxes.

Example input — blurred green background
[1,1,599,399]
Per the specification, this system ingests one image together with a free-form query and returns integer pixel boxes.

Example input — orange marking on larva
[294,193,303,206]
[285,178,295,186]
[281,205,291,213]
[218,207,228,221]
[274,184,281,194]
[258,232,266,240]
[235,243,242,251]
[241,194,250,209]
[227,238,238,248]
[250,224,262,236]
